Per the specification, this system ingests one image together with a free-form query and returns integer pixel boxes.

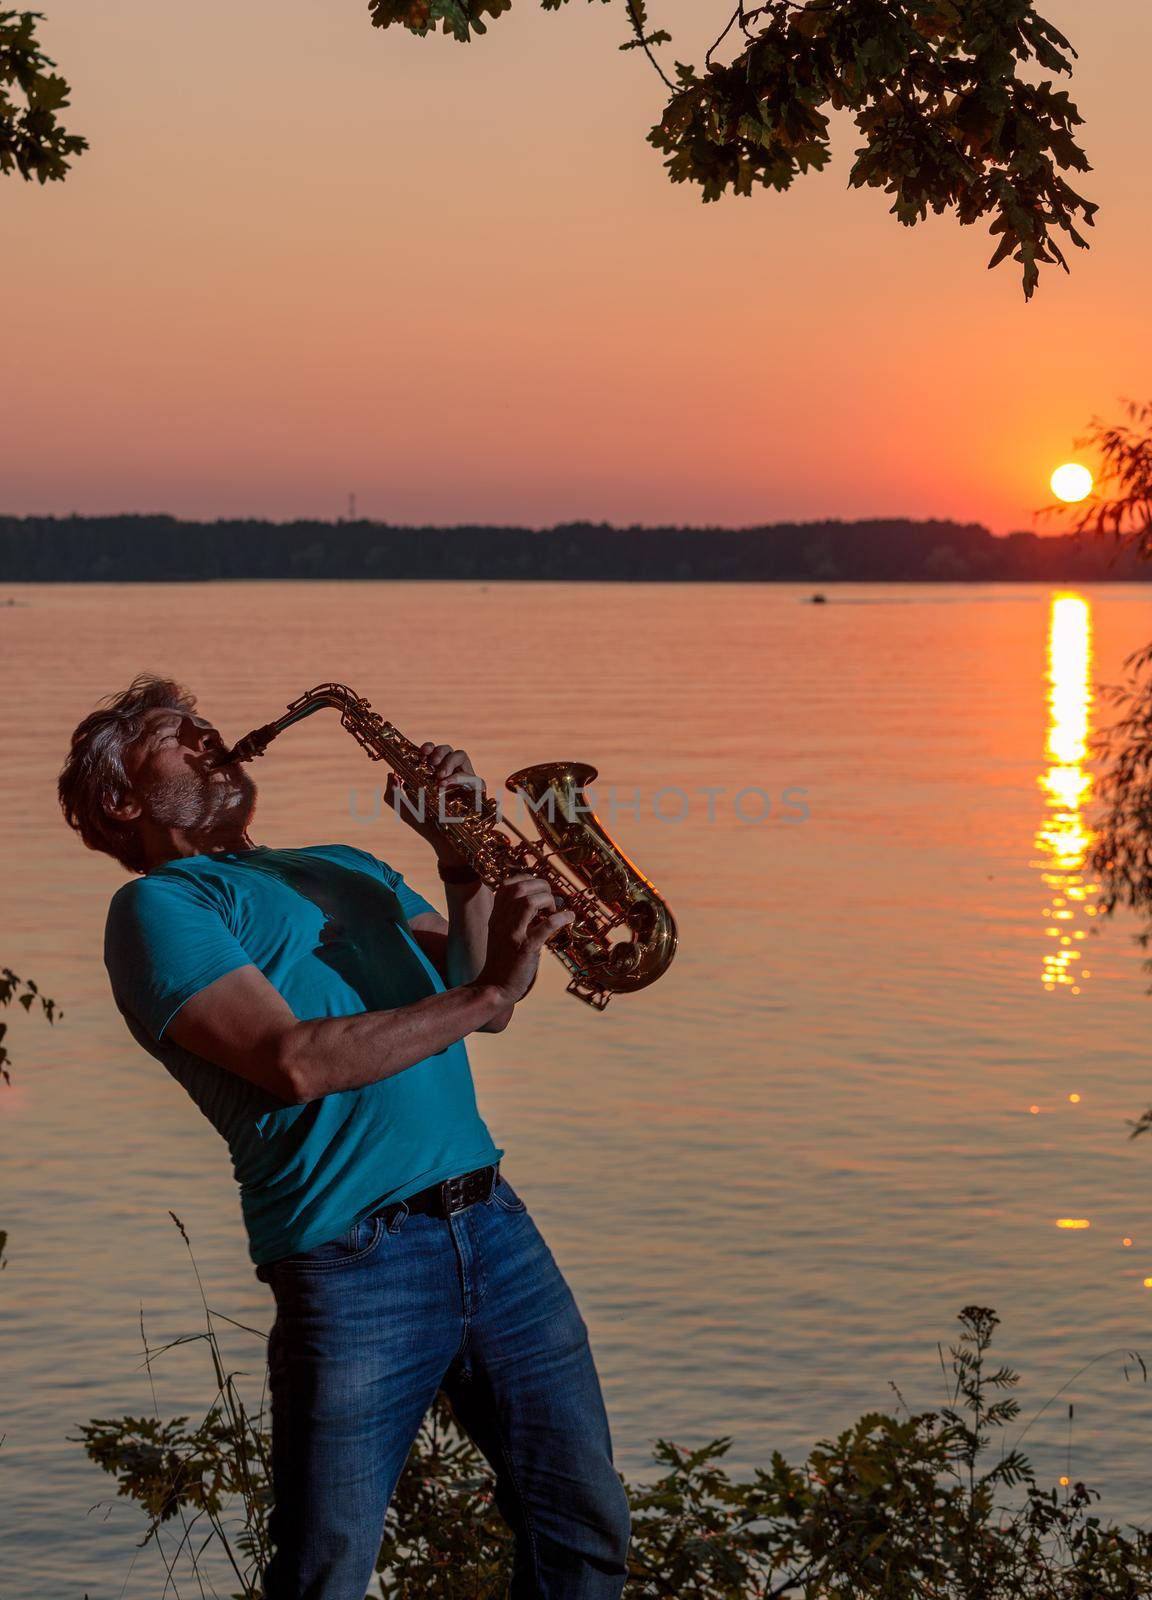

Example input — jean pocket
[273,1212,385,1271]
[491,1175,527,1214]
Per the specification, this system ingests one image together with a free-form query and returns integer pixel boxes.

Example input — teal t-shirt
[103,844,502,1266]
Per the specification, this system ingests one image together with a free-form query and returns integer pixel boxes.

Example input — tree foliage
[0,9,86,183]
[1084,626,1152,998]
[1064,401,1152,564]
[5,2,1094,296]
[0,966,61,1085]
[1057,401,1152,1135]
[368,0,1095,298]
[1061,402,1152,968]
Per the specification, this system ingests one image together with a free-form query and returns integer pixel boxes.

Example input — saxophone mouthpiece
[212,722,281,766]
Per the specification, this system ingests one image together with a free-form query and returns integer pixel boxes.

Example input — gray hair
[59,674,198,874]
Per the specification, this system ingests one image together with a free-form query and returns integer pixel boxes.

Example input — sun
[1050,463,1093,503]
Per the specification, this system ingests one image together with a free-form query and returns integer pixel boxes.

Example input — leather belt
[380,1162,500,1223]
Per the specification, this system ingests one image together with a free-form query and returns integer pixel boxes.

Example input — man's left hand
[384,743,487,866]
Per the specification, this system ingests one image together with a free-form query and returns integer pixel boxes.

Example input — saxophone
[215,683,677,1010]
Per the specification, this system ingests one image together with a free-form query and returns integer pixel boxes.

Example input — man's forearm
[444,877,516,1030]
[279,980,508,1103]
[443,877,494,987]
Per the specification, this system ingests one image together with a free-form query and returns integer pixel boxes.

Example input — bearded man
[59,673,631,1600]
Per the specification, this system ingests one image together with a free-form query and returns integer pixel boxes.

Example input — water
[3,579,1152,1596]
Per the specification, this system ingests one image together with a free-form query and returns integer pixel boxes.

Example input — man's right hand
[477,873,575,1006]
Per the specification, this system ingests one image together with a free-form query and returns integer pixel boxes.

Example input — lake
[4,579,1152,1596]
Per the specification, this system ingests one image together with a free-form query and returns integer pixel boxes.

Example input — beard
[148,763,258,838]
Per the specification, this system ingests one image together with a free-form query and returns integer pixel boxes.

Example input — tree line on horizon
[0,514,1144,584]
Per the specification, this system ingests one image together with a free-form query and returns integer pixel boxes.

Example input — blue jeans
[254,1173,631,1599]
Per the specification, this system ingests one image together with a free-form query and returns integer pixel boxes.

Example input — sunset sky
[4,0,1149,532]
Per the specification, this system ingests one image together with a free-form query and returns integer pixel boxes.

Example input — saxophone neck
[215,683,368,766]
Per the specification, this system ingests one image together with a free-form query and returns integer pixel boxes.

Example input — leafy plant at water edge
[0,966,61,1085]
[74,1222,1152,1598]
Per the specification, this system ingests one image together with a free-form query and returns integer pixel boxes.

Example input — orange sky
[3,0,1148,532]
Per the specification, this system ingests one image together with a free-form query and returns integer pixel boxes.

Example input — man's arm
[408,881,515,1032]
[382,742,518,1032]
[165,875,569,1105]
[165,962,511,1105]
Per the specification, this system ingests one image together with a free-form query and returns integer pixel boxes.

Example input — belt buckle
[441,1174,470,1216]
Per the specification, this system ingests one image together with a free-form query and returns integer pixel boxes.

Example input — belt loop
[386,1200,409,1234]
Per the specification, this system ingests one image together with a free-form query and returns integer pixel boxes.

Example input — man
[59,674,631,1600]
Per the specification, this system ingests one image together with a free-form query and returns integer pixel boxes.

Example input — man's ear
[104,789,142,824]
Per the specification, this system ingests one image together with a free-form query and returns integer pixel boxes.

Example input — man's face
[120,705,257,836]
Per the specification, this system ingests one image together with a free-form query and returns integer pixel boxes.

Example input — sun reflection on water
[1035,594,1099,993]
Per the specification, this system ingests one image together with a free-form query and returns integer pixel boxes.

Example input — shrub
[75,1220,1152,1598]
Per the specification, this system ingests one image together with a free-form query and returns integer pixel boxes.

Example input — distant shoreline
[1,515,1144,585]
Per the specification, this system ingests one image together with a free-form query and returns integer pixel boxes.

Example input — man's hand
[476,873,575,1007]
[384,742,487,866]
